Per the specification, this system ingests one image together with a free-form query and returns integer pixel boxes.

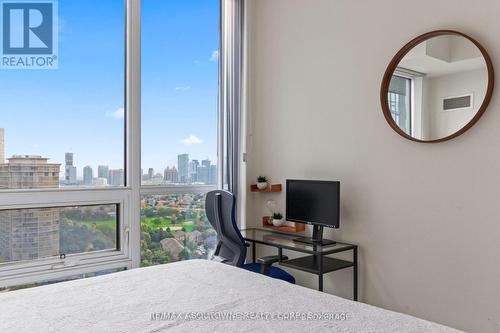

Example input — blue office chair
[205,190,295,284]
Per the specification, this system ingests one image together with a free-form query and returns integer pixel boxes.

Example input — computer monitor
[286,179,340,246]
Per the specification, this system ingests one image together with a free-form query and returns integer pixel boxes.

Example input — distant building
[64,153,77,185]
[0,155,61,262]
[177,154,189,183]
[201,159,211,169]
[210,165,217,185]
[198,166,209,184]
[83,166,93,185]
[160,238,184,261]
[67,166,77,185]
[164,166,178,183]
[94,177,108,187]
[199,159,211,184]
[147,168,154,180]
[151,173,163,185]
[0,128,4,164]
[189,159,199,183]
[108,169,124,186]
[98,165,109,179]
[0,155,60,189]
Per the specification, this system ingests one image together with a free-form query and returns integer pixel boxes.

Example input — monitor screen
[286,179,340,228]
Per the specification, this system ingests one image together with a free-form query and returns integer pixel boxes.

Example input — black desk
[241,228,358,301]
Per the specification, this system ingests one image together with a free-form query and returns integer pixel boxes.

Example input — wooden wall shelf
[250,184,282,192]
[262,216,305,233]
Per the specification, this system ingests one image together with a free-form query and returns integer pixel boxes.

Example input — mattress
[0,259,462,333]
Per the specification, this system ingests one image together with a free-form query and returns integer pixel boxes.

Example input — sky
[0,0,219,178]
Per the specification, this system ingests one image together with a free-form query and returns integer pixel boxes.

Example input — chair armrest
[257,255,288,266]
[257,255,288,275]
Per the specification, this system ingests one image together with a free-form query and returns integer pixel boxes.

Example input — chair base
[243,263,296,284]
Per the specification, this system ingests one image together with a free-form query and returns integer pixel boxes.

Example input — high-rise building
[64,152,77,185]
[189,159,199,183]
[198,166,208,184]
[0,155,60,189]
[0,128,4,164]
[148,168,154,180]
[164,166,178,183]
[98,165,109,179]
[108,169,124,186]
[0,155,61,262]
[210,164,217,185]
[177,154,189,183]
[202,159,211,168]
[65,152,73,166]
[83,166,93,185]
[198,159,211,184]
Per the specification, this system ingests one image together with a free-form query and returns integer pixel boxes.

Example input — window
[0,0,130,288]
[0,0,242,288]
[0,1,125,189]
[141,0,219,187]
[140,0,220,266]
[388,75,412,135]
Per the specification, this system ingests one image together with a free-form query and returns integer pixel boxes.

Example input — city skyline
[61,148,216,186]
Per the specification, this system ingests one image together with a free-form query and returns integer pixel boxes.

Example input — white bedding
[0,259,462,333]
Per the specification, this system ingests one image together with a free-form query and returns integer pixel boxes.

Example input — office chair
[205,190,295,284]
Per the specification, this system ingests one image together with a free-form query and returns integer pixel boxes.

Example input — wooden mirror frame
[380,30,495,143]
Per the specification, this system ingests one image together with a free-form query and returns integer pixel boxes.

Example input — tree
[158,207,177,217]
[142,207,155,218]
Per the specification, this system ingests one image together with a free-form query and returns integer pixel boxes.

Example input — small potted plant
[272,212,284,227]
[256,176,268,190]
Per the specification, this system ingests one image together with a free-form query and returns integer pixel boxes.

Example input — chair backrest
[205,190,246,267]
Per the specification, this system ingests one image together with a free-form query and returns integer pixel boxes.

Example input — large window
[0,1,125,188]
[0,0,130,288]
[140,0,220,266]
[0,0,241,288]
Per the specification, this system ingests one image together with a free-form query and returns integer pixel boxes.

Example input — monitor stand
[293,225,336,246]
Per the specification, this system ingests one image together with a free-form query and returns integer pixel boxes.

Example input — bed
[0,259,462,333]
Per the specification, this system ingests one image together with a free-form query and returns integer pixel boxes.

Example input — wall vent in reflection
[443,93,473,111]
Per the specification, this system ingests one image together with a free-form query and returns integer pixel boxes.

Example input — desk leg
[353,246,358,301]
[318,255,323,292]
[252,241,256,263]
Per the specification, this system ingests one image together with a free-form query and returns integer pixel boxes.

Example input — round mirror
[381,30,494,143]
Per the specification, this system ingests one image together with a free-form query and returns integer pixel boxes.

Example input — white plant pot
[257,182,268,190]
[272,218,284,227]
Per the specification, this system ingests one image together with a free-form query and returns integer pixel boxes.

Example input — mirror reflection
[388,34,488,141]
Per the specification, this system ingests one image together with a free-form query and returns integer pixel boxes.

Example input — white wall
[244,1,500,332]
[426,68,487,138]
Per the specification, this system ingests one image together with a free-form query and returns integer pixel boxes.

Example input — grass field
[70,217,195,233]
[142,217,195,232]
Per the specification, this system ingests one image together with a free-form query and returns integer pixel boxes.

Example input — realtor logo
[0,0,58,69]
